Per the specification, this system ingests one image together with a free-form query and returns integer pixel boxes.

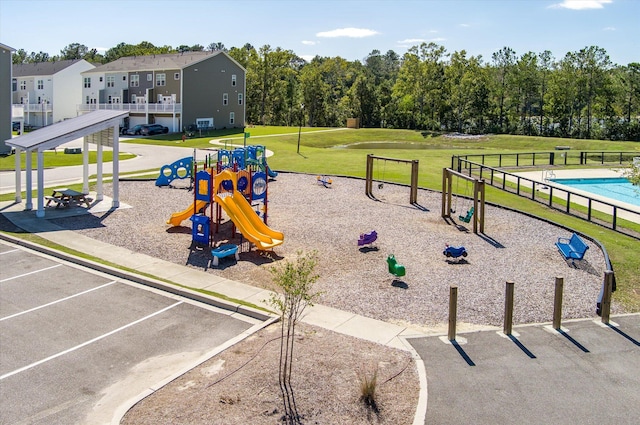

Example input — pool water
[549,177,640,207]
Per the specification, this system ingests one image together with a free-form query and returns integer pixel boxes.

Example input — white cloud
[548,0,613,10]
[316,28,379,38]
[603,26,616,31]
[302,40,316,46]
[459,23,471,28]
[396,37,447,48]
[397,38,427,44]
[300,55,315,62]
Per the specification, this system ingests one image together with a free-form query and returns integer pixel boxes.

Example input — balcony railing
[77,103,182,113]
[13,103,53,113]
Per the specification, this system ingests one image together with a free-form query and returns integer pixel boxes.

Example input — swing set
[365,154,419,204]
[441,167,486,234]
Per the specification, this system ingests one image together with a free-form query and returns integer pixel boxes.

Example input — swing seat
[459,207,474,223]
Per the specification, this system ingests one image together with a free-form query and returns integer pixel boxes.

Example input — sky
[1,0,638,66]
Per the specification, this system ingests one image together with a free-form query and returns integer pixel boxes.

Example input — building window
[122,75,127,81]
[229,112,235,125]
[156,73,166,86]
[147,74,153,81]
[84,77,91,88]
[238,93,243,105]
[131,94,137,103]
[223,93,228,106]
[174,72,180,80]
[196,118,213,128]
[12,79,17,91]
[106,76,115,88]
[99,76,103,82]
[37,80,44,90]
[131,75,139,87]
[231,74,236,86]
[85,96,90,104]
[20,80,26,90]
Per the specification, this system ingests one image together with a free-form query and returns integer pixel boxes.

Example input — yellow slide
[167,199,208,226]
[214,193,284,250]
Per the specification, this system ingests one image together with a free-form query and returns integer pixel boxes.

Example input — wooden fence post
[601,271,614,324]
[553,277,564,330]
[504,281,514,335]
[448,285,458,341]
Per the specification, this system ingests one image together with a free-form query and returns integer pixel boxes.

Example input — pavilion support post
[14,149,22,203]
[112,125,120,208]
[25,149,33,211]
[36,149,45,218]
[96,142,104,201]
[82,136,90,194]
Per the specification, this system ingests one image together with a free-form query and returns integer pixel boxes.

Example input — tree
[60,43,89,60]
[268,250,321,424]
[12,49,28,64]
[537,50,555,135]
[491,46,517,132]
[207,42,226,52]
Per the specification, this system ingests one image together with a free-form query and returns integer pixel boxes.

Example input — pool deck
[510,168,640,224]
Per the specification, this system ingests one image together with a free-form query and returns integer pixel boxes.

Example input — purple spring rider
[358,230,378,247]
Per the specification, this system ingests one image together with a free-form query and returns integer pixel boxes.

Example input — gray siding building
[80,51,245,132]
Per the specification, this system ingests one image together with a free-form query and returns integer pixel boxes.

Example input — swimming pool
[549,177,640,207]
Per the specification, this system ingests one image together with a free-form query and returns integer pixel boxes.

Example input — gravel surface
[52,173,614,329]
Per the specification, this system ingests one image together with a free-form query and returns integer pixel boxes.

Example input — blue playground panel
[155,157,193,187]
[191,214,210,245]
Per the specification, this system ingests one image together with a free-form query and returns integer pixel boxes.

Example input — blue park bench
[555,233,589,264]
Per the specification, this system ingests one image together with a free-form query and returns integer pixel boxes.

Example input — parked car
[12,121,21,131]
[124,124,144,135]
[140,124,169,135]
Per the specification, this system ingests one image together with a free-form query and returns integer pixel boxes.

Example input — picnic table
[45,188,92,209]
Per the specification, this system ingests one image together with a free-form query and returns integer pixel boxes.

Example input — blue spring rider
[443,244,467,259]
[386,254,406,277]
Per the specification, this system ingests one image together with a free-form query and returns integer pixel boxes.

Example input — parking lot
[0,240,266,425]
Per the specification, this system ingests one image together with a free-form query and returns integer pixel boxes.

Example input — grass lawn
[4,127,640,311]
[0,150,135,171]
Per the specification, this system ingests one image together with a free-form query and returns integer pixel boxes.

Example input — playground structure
[155,155,194,187]
[365,154,419,204]
[166,145,283,254]
[441,168,486,234]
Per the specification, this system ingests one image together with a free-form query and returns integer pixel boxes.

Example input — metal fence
[451,155,640,240]
[452,150,639,170]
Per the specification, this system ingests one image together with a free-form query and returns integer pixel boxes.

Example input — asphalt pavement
[0,239,270,425]
[408,315,640,425]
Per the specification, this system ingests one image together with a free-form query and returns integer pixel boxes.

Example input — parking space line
[0,301,183,381]
[0,280,117,322]
[0,249,19,255]
[0,264,62,283]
